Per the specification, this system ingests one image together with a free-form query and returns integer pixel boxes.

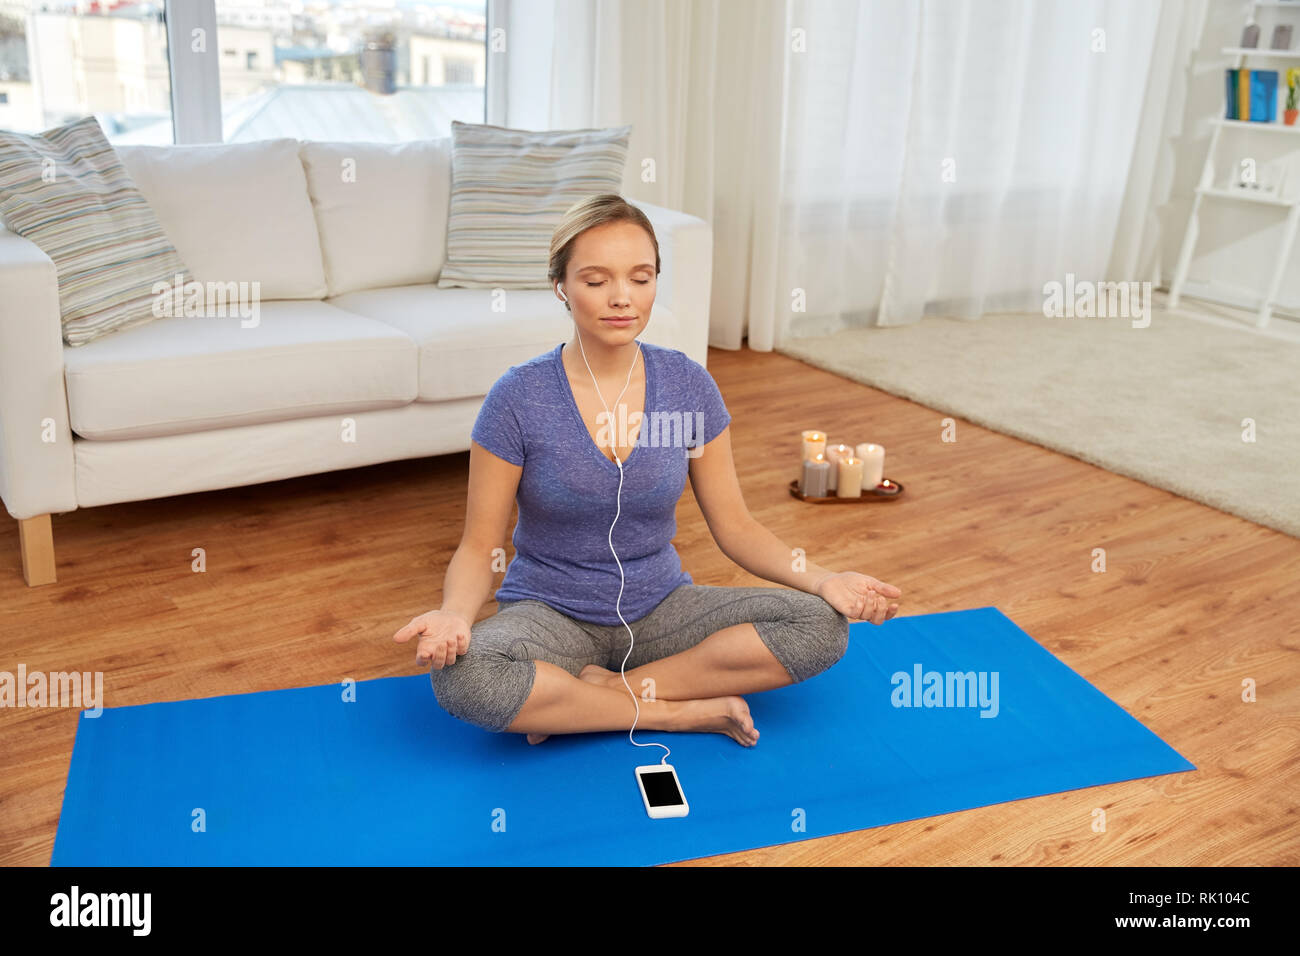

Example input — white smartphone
[635,763,689,819]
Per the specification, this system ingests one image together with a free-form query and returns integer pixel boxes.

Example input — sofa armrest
[628,199,713,368]
[0,226,77,521]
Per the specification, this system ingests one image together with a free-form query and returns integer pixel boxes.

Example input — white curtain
[512,0,1179,351]
[1106,0,1209,289]
[499,0,785,351]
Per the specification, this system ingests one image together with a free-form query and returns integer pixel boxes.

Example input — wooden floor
[2,344,1297,866]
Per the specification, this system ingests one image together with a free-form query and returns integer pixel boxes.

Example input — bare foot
[670,696,760,747]
[525,665,620,745]
[576,667,759,746]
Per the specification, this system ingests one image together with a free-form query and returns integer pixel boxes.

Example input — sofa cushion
[327,284,679,401]
[436,120,631,289]
[299,139,452,297]
[0,116,191,347]
[114,140,327,301]
[62,300,417,440]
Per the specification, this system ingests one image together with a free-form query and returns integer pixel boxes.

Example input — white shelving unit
[1168,0,1300,329]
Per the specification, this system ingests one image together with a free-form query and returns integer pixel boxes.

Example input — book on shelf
[1225,68,1279,121]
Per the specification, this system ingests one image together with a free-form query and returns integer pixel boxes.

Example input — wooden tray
[789,477,904,503]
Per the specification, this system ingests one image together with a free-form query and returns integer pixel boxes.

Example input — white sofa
[0,136,714,586]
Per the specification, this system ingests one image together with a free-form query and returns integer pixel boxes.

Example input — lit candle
[855,442,885,488]
[836,456,865,498]
[823,443,853,492]
[800,453,830,497]
[801,430,827,461]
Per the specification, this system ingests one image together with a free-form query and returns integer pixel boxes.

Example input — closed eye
[586,280,651,286]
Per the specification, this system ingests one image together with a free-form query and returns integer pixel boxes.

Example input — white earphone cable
[570,298,670,765]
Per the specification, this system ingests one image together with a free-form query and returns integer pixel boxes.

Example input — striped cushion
[0,116,190,347]
[437,120,631,289]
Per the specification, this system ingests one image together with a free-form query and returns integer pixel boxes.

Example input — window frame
[163,0,221,143]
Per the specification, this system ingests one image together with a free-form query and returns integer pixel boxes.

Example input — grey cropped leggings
[429,583,850,733]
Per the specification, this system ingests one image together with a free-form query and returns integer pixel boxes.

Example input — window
[214,0,487,143]
[0,2,490,146]
[0,1,174,143]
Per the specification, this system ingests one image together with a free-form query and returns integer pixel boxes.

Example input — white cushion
[328,284,679,401]
[299,139,452,297]
[62,300,417,440]
[114,140,328,301]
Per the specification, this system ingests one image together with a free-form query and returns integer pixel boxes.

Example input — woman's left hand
[815,571,901,625]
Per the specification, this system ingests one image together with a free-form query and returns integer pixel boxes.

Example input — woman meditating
[393,194,901,747]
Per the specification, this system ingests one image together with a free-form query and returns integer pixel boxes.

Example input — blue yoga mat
[52,606,1194,865]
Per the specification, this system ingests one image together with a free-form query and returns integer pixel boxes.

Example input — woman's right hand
[393,610,471,669]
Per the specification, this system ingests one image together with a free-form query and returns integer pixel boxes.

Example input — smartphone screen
[638,768,684,807]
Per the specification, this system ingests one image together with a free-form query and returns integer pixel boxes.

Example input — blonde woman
[394,194,901,746]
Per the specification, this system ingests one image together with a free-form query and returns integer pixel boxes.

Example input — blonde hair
[548,194,660,312]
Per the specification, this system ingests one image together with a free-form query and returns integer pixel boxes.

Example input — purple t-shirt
[470,340,732,625]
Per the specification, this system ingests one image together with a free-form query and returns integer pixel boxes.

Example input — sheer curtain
[516,0,1174,350]
[497,0,786,351]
